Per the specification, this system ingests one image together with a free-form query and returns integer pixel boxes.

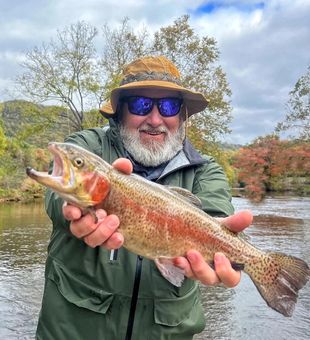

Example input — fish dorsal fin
[168,186,202,209]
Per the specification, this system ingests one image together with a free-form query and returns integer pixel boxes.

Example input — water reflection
[0,197,309,339]
[0,201,51,339]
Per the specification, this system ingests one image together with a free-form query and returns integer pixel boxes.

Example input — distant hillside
[219,142,243,151]
[0,100,71,147]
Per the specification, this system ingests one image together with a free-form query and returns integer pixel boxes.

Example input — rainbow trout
[26,142,310,317]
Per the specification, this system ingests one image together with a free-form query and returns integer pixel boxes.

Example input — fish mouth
[26,143,74,193]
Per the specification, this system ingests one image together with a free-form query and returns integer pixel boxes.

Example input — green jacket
[36,122,234,340]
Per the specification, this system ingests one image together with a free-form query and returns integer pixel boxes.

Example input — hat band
[120,71,182,86]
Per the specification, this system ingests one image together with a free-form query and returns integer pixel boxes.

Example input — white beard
[119,123,185,167]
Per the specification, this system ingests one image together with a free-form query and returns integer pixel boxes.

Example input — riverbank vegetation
[0,100,309,202]
[232,136,310,201]
[1,17,309,202]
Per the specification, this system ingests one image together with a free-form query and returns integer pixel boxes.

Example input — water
[196,196,310,340]
[0,201,50,339]
[0,197,309,339]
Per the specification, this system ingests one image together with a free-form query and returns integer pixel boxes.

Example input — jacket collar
[159,139,209,179]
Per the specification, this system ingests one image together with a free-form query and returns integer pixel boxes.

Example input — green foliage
[0,138,51,200]
[83,108,107,129]
[187,124,236,186]
[0,100,69,200]
[1,100,69,146]
[0,119,7,156]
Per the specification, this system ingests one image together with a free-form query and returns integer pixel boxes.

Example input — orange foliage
[232,136,310,201]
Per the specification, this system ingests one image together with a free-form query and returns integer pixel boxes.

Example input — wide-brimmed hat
[99,56,209,118]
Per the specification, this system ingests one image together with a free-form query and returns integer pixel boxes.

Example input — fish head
[26,142,111,208]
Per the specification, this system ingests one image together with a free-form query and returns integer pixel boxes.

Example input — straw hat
[100,56,209,118]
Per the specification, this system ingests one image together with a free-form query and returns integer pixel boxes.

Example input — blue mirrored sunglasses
[121,96,183,117]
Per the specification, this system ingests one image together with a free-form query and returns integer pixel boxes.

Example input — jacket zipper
[125,255,143,340]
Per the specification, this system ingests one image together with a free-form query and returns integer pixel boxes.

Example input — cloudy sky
[0,0,309,144]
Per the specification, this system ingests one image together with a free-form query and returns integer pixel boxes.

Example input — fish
[26,142,310,317]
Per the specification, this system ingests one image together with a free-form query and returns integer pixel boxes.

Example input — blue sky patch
[194,1,265,15]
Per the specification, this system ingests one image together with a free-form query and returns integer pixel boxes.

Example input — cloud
[0,0,309,144]
[191,0,310,143]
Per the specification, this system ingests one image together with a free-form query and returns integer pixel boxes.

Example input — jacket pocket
[154,287,205,329]
[48,260,114,314]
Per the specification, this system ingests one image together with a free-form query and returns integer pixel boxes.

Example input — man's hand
[63,158,132,249]
[173,210,253,288]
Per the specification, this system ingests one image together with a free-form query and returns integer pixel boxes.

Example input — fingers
[174,250,220,286]
[214,253,241,287]
[83,214,122,248]
[63,203,123,250]
[173,256,195,278]
[219,210,253,233]
[63,202,82,221]
[69,209,107,238]
[112,158,133,175]
[173,250,241,288]
[186,250,221,285]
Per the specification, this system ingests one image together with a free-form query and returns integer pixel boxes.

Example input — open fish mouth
[26,143,75,193]
[49,143,65,178]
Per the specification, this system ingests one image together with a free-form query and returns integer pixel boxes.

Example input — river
[0,196,309,339]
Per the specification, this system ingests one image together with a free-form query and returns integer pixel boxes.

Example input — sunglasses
[121,96,183,117]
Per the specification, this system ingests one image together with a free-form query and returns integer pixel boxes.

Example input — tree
[152,15,232,143]
[100,18,151,100]
[16,21,101,131]
[232,135,310,200]
[276,66,310,140]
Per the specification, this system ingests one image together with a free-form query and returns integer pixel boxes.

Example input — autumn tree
[276,66,310,141]
[233,135,310,200]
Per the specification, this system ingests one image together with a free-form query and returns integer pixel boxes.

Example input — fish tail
[246,252,310,317]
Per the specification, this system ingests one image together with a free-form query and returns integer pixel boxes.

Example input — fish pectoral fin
[154,257,185,287]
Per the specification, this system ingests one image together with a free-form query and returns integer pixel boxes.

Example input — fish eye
[74,157,84,168]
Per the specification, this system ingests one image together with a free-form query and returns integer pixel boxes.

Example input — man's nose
[146,105,164,126]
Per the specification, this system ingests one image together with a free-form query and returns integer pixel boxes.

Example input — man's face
[119,88,185,167]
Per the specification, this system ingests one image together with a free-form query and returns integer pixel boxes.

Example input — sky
[0,0,309,145]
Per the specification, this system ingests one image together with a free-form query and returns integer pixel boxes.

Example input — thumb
[218,210,253,233]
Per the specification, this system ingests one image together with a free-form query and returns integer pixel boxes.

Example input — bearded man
[36,56,252,340]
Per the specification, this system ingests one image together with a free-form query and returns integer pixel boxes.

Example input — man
[36,56,252,340]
